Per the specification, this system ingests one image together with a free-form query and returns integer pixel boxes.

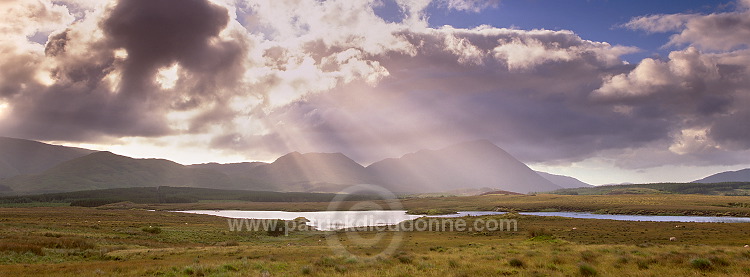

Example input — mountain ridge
[0,137,95,179]
[0,151,237,193]
[1,137,582,194]
[693,168,750,183]
[535,171,591,188]
[366,140,563,194]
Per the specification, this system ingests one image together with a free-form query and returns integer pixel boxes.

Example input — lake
[176,210,750,230]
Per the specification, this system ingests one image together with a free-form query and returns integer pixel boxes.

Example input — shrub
[636,259,650,269]
[429,246,447,252]
[578,263,598,276]
[221,264,238,272]
[580,250,597,263]
[266,220,286,237]
[690,258,712,270]
[217,241,239,247]
[70,199,120,207]
[508,258,525,268]
[527,228,554,240]
[448,259,460,268]
[40,237,95,249]
[0,242,44,256]
[709,256,730,266]
[142,226,162,234]
[395,252,414,264]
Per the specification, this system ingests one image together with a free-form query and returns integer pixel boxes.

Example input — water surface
[177,210,750,230]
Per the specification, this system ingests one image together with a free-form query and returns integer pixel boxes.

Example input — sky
[1,0,750,185]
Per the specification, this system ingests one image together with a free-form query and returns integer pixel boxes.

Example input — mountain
[0,137,95,179]
[0,151,236,194]
[366,140,563,194]
[536,171,592,188]
[693,168,750,183]
[0,138,572,194]
[244,152,376,192]
[188,162,267,175]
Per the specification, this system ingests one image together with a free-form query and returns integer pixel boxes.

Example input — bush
[578,263,598,276]
[70,199,120,207]
[527,228,554,239]
[266,220,286,237]
[39,237,95,249]
[0,242,44,255]
[580,250,597,263]
[508,258,525,268]
[709,256,730,266]
[216,241,239,247]
[690,258,712,270]
[142,226,162,234]
[395,252,414,264]
[429,246,447,252]
[448,259,460,268]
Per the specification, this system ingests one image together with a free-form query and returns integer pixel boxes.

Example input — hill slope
[0,151,236,193]
[536,171,591,189]
[245,152,376,192]
[367,140,562,194]
[549,182,750,196]
[0,186,381,206]
[693,169,750,183]
[0,137,95,178]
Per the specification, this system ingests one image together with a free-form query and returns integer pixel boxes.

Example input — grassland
[94,193,750,218]
[0,186,381,207]
[3,201,750,276]
[548,182,750,196]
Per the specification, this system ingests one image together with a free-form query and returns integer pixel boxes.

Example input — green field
[548,182,750,196]
[97,193,750,218]
[3,194,750,276]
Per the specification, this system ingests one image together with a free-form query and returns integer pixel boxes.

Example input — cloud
[1,0,253,140]
[594,0,750,165]
[1,0,749,171]
[624,2,750,51]
[623,14,698,33]
[439,0,500,13]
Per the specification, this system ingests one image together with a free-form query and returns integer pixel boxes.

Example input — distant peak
[83,151,130,160]
[459,139,496,147]
[89,151,116,156]
[444,139,503,151]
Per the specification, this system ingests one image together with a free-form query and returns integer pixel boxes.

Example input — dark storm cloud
[1,0,250,141]
[103,0,231,97]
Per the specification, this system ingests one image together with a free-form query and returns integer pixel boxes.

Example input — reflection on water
[176,210,750,230]
[177,210,423,231]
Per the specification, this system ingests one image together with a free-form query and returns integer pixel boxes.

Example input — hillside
[188,162,267,175]
[0,151,237,194]
[1,138,585,195]
[245,152,376,192]
[0,137,94,179]
[549,182,750,196]
[693,168,750,183]
[367,140,562,194]
[536,171,591,188]
[0,186,381,207]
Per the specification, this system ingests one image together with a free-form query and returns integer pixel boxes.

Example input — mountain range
[693,169,750,184]
[0,137,95,179]
[0,137,593,194]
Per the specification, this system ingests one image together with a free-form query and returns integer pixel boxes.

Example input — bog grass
[114,193,750,218]
[3,196,750,276]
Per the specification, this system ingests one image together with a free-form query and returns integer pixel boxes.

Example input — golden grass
[119,193,750,217]
[3,195,750,276]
